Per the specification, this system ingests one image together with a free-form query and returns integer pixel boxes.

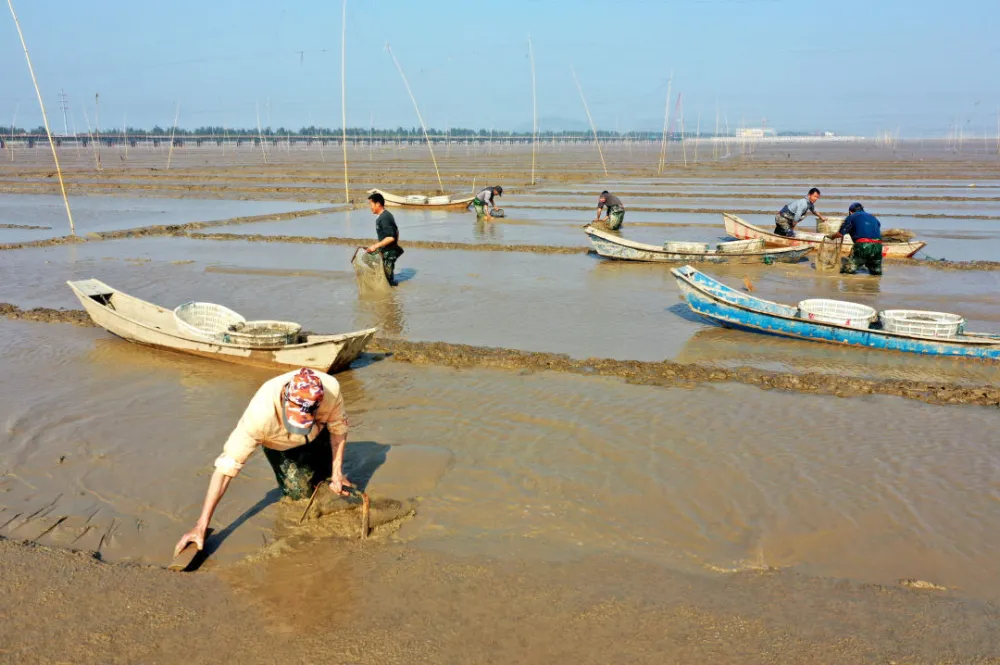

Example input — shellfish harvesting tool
[299,481,371,540]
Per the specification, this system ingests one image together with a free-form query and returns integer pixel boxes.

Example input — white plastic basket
[224,320,302,347]
[428,195,451,205]
[879,309,965,338]
[798,299,876,329]
[174,302,245,341]
[404,194,428,205]
[716,238,765,253]
[664,241,709,253]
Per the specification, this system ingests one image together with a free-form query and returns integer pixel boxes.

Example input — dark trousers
[841,242,883,276]
[262,429,332,500]
[773,213,796,237]
[380,245,403,285]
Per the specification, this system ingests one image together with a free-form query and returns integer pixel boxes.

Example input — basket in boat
[664,241,709,253]
[879,309,965,338]
[174,302,245,341]
[224,320,302,347]
[428,195,452,205]
[404,194,428,205]
[816,217,843,235]
[798,299,876,329]
[716,238,765,254]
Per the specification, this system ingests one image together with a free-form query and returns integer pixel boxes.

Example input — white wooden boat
[722,213,926,258]
[584,225,812,264]
[68,279,377,373]
[368,188,475,209]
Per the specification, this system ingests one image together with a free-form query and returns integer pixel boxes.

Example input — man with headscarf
[174,367,351,556]
[774,188,827,237]
[595,191,626,230]
[826,202,883,275]
[472,185,503,220]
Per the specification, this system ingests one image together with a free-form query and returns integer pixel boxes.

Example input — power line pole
[58,89,69,136]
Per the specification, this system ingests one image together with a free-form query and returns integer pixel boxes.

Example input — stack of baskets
[798,299,877,329]
[404,194,429,205]
[716,238,765,254]
[224,321,302,347]
[816,217,844,235]
[428,195,452,205]
[174,302,245,342]
[879,310,964,338]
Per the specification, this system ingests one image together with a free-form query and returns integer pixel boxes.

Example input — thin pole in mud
[95,93,101,169]
[570,65,608,177]
[81,104,100,170]
[255,101,268,164]
[528,35,537,185]
[7,0,75,234]
[8,103,16,162]
[658,72,673,173]
[340,0,349,203]
[714,102,719,160]
[694,113,700,164]
[385,42,445,193]
[122,112,128,160]
[369,110,373,161]
[166,103,180,169]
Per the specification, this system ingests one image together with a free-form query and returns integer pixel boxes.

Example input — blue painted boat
[671,265,1000,359]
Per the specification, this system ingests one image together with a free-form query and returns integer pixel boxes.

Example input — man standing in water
[774,187,827,237]
[595,190,626,230]
[366,191,404,286]
[174,367,352,556]
[472,184,503,220]
[826,202,883,276]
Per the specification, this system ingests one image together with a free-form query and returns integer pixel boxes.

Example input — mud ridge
[369,339,1000,408]
[0,303,96,326]
[186,232,590,254]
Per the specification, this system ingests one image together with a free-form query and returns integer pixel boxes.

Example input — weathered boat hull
[368,188,474,209]
[584,225,811,264]
[68,279,377,373]
[722,213,926,258]
[671,265,1000,359]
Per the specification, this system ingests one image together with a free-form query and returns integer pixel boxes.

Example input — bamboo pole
[385,42,444,193]
[528,35,538,186]
[340,0,349,202]
[369,111,373,161]
[94,93,102,169]
[658,73,672,173]
[7,0,74,233]
[122,112,128,159]
[81,105,100,169]
[166,103,180,168]
[570,65,608,177]
[8,103,17,161]
[255,102,268,164]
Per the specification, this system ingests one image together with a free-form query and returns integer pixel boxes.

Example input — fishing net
[816,237,843,271]
[351,247,390,294]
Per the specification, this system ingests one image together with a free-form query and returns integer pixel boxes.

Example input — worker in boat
[826,202,883,276]
[595,191,626,230]
[774,187,828,237]
[472,185,503,220]
[366,191,404,286]
[174,368,352,556]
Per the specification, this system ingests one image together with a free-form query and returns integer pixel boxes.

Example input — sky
[1,0,998,137]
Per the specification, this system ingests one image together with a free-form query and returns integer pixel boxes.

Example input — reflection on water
[357,287,407,338]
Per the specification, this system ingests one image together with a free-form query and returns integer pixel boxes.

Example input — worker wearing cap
[826,202,883,275]
[775,188,827,237]
[174,367,351,556]
[472,185,503,220]
[595,191,626,230]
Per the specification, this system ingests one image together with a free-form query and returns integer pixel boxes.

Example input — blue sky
[2,0,997,136]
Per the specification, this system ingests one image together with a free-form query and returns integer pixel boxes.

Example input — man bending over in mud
[595,191,626,230]
[774,187,827,237]
[472,185,503,220]
[366,191,404,286]
[826,202,883,276]
[175,368,352,556]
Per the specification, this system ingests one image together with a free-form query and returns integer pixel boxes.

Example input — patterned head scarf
[281,368,324,435]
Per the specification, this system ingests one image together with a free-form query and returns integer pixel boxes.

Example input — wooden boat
[671,265,1000,359]
[722,213,926,258]
[68,279,378,373]
[368,188,475,209]
[584,225,812,264]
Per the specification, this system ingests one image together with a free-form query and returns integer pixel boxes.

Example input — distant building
[735,127,777,139]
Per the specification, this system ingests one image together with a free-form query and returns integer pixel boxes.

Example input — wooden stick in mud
[6,0,75,234]
[360,492,370,540]
[570,65,608,177]
[658,73,673,173]
[385,42,445,194]
[528,35,538,186]
[255,101,268,164]
[166,103,180,169]
[8,103,17,162]
[340,0,350,203]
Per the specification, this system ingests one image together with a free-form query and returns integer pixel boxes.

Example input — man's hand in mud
[329,473,355,497]
[174,524,207,557]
